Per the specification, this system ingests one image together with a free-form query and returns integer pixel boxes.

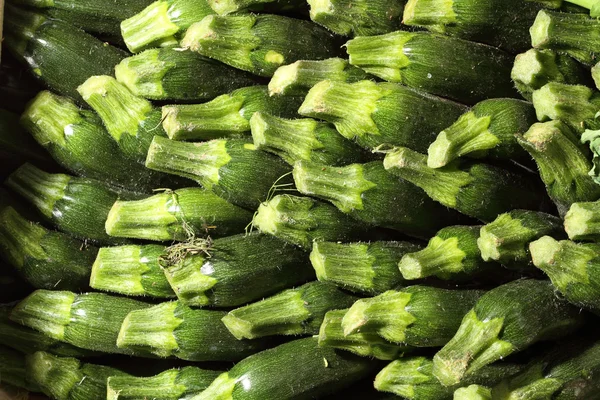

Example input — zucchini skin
[192,337,379,400]
[4,6,127,101]
[0,345,40,392]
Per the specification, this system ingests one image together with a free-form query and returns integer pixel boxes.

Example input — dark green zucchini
[0,345,40,392]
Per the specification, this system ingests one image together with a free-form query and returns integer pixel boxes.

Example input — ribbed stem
[162,257,218,307]
[454,385,492,400]
[403,0,456,26]
[399,237,467,280]
[115,48,172,98]
[565,201,600,241]
[26,351,81,400]
[375,357,450,399]
[0,207,48,269]
[0,345,38,392]
[318,309,407,360]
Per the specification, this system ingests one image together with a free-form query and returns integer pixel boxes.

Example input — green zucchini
[427,99,537,169]
[90,244,175,298]
[19,91,172,192]
[478,210,564,267]
[145,137,293,209]
[161,86,303,141]
[43,8,123,38]
[10,290,152,355]
[346,31,517,104]
[299,80,468,152]
[384,147,547,222]
[293,160,468,239]
[222,281,358,339]
[77,75,168,164]
[0,53,43,114]
[517,121,600,217]
[307,0,404,36]
[318,309,409,361]
[104,187,253,241]
[530,236,600,311]
[375,356,521,400]
[106,366,223,400]
[160,233,314,307]
[398,225,499,280]
[190,337,378,400]
[310,241,422,295]
[530,9,600,66]
[3,5,126,101]
[26,351,129,400]
[250,112,371,166]
[402,0,545,53]
[121,0,215,52]
[181,14,342,77]
[432,279,584,386]
[268,58,370,97]
[5,163,136,244]
[117,301,271,361]
[115,48,260,102]
[0,345,40,392]
[252,194,370,249]
[565,200,600,240]
[454,385,492,400]
[511,49,592,101]
[342,286,483,346]
[0,206,97,291]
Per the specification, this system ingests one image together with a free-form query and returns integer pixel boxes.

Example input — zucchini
[5,163,136,244]
[222,281,358,339]
[299,80,468,152]
[191,337,377,400]
[252,194,369,249]
[427,99,537,169]
[159,233,314,307]
[115,48,260,102]
[384,147,547,222]
[0,53,43,114]
[318,309,409,361]
[517,121,600,217]
[310,241,422,295]
[342,286,483,346]
[530,236,600,311]
[121,0,215,52]
[104,187,253,241]
[454,385,492,400]
[478,210,564,267]
[181,14,342,77]
[145,137,293,209]
[346,31,517,104]
[268,58,370,97]
[293,160,468,239]
[117,301,271,361]
[307,0,404,36]
[0,206,97,291]
[0,345,40,392]
[10,290,152,355]
[565,200,600,241]
[432,279,584,386]
[161,86,303,141]
[250,112,371,166]
[3,5,126,101]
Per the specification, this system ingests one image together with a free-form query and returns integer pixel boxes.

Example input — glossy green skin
[4,9,127,101]
[200,337,377,399]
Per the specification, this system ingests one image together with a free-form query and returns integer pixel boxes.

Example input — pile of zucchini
[2,0,600,398]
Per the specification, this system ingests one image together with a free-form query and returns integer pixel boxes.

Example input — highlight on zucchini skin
[293,160,469,240]
[383,147,547,222]
[252,194,371,249]
[160,233,315,307]
[341,286,483,347]
[189,337,379,400]
[318,309,410,361]
[432,279,584,387]
[298,80,468,153]
[309,241,423,295]
[530,236,600,311]
[0,206,97,291]
[5,163,134,244]
[104,187,253,241]
[181,14,342,77]
[116,301,272,361]
[106,366,223,400]
[221,281,358,340]
[3,5,127,101]
[345,31,518,105]
[145,136,294,210]
[10,290,153,356]
[306,0,404,37]
[115,48,260,102]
